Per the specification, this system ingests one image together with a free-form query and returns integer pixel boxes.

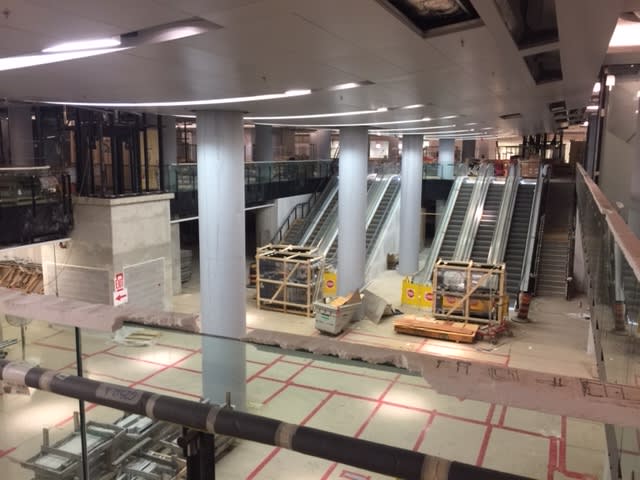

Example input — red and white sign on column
[113,272,129,306]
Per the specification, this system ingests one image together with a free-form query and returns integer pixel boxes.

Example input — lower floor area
[0,266,614,479]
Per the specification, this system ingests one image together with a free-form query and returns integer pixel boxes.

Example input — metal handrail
[520,164,550,292]
[453,164,493,261]
[299,176,338,245]
[366,176,400,257]
[322,174,386,263]
[413,175,466,284]
[0,360,528,480]
[487,165,520,264]
[270,193,318,244]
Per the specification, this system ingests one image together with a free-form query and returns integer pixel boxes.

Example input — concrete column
[338,127,368,295]
[461,139,476,163]
[196,110,246,409]
[280,128,296,159]
[254,124,273,162]
[439,138,455,179]
[313,129,331,159]
[630,97,640,237]
[8,105,34,166]
[399,134,423,275]
[160,116,177,191]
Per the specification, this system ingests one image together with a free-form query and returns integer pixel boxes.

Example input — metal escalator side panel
[453,166,493,261]
[519,164,550,292]
[365,181,402,279]
[487,168,520,265]
[299,177,338,245]
[366,177,401,256]
[412,175,466,284]
[321,177,379,264]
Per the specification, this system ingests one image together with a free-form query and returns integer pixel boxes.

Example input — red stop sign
[407,288,415,298]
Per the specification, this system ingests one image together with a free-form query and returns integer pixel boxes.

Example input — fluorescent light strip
[370,125,457,133]
[46,89,312,108]
[247,106,390,121]
[43,37,121,53]
[253,117,438,128]
[0,47,127,72]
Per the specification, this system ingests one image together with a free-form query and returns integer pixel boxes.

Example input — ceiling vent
[524,50,563,84]
[499,112,522,120]
[378,0,482,36]
[494,0,559,49]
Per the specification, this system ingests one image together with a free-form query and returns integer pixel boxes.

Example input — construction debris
[0,261,43,294]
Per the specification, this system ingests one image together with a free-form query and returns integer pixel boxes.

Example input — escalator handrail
[412,175,466,284]
[323,174,387,264]
[366,177,400,256]
[365,184,401,279]
[299,176,338,245]
[453,164,493,261]
[519,164,550,292]
[487,165,520,264]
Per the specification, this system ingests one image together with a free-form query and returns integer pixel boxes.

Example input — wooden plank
[394,315,478,343]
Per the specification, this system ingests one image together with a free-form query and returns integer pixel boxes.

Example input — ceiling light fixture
[372,127,465,134]
[43,37,122,53]
[606,74,616,90]
[0,47,126,72]
[609,20,640,48]
[593,82,601,94]
[332,82,360,90]
[376,107,388,112]
[586,105,598,111]
[402,104,424,109]
[439,115,458,120]
[583,121,589,126]
[254,117,437,128]
[246,107,389,121]
[46,89,313,108]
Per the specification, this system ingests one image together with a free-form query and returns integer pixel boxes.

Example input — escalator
[438,181,474,261]
[366,176,400,257]
[470,181,504,263]
[325,179,380,264]
[503,182,536,296]
[304,191,338,246]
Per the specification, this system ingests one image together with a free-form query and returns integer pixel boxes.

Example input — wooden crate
[394,314,478,343]
[256,244,324,317]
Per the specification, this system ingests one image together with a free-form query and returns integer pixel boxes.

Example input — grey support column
[161,116,177,191]
[461,139,476,163]
[314,129,331,159]
[338,127,368,295]
[630,96,640,238]
[8,105,34,166]
[254,124,273,162]
[399,134,423,275]
[439,138,455,180]
[196,110,246,409]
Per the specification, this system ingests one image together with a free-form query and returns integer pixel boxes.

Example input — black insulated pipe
[0,360,530,480]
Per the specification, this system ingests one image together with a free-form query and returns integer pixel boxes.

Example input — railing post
[179,428,216,480]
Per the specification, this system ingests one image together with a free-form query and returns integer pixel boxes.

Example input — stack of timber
[0,261,43,294]
[394,314,479,343]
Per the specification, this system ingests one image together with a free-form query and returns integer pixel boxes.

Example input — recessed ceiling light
[464,122,478,126]
[254,117,437,128]
[332,82,360,90]
[439,115,458,120]
[609,20,640,48]
[402,104,424,109]
[43,37,121,53]
[376,107,388,112]
[246,107,387,121]
[586,105,598,111]
[285,89,312,96]
[421,117,432,121]
[46,89,313,108]
[593,82,601,93]
[480,127,494,130]
[583,121,589,126]
[371,126,461,134]
[0,47,126,72]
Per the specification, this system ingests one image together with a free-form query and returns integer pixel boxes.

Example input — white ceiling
[0,0,625,136]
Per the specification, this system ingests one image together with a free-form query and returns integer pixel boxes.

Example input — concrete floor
[0,268,611,479]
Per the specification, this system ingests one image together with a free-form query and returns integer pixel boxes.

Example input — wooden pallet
[394,315,479,343]
[0,262,43,294]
